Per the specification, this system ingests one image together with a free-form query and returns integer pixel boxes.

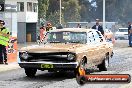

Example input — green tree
[63,0,81,23]
[0,0,4,3]
[91,0,132,24]
[79,0,95,22]
[46,0,60,26]
[38,0,49,25]
[47,11,60,26]
[38,0,132,25]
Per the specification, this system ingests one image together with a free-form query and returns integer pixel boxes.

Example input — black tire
[98,55,109,71]
[98,59,107,71]
[76,76,87,85]
[25,68,37,77]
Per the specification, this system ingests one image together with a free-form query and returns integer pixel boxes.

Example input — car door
[94,31,106,61]
[90,30,106,65]
[87,31,99,66]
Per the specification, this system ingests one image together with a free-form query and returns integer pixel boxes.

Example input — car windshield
[47,31,87,44]
[118,29,127,32]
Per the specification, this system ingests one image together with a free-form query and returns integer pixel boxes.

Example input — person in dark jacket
[77,23,81,28]
[128,22,132,47]
[92,19,104,35]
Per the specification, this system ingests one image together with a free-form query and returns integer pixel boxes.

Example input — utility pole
[59,0,61,24]
[103,0,105,30]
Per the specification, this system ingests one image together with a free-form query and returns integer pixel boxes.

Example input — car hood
[20,43,86,53]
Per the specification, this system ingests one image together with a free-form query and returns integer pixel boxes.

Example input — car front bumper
[18,61,79,69]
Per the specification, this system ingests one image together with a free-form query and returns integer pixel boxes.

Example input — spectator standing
[128,22,132,47]
[92,19,104,35]
[46,23,52,31]
[77,23,81,28]
[39,25,46,42]
[0,20,10,65]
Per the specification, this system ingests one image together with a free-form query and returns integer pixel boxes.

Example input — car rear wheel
[98,55,109,71]
[25,68,37,77]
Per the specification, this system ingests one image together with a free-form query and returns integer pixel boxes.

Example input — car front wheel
[25,68,37,77]
[75,58,87,76]
[98,55,109,71]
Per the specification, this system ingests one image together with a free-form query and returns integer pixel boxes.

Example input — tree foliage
[38,0,132,25]
[0,0,4,3]
[38,0,49,19]
[89,0,132,23]
[38,0,81,26]
[63,0,81,22]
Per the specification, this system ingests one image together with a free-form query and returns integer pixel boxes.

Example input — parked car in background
[115,28,128,40]
[19,28,114,77]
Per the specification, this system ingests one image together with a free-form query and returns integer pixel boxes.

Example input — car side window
[96,31,104,42]
[87,31,95,43]
[92,31,103,43]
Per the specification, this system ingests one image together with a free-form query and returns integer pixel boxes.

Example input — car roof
[49,28,93,32]
[119,28,128,29]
